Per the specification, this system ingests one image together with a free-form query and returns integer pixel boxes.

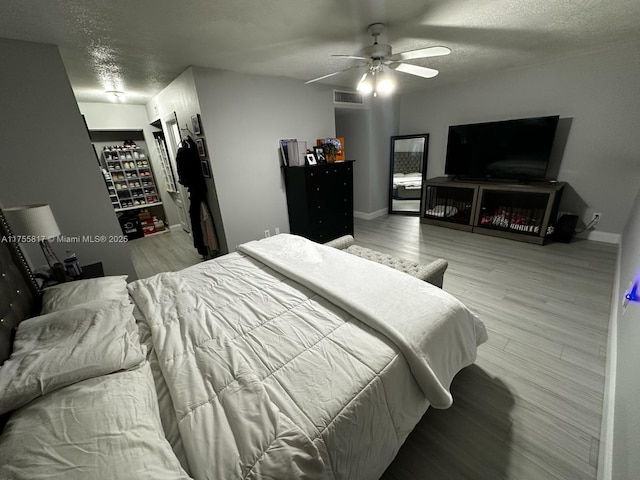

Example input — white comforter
[393,173,423,188]
[129,234,487,480]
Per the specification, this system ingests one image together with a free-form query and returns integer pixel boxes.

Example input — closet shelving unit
[100,146,162,211]
[90,129,169,241]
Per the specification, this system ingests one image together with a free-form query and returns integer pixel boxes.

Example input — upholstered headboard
[0,209,40,365]
[393,152,424,174]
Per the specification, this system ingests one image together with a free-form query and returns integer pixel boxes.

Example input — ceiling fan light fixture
[376,70,395,96]
[357,67,394,97]
[356,72,373,94]
[305,22,449,93]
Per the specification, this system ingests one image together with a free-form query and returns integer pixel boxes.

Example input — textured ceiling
[1,0,639,104]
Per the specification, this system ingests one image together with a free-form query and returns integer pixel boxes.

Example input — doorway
[162,113,190,232]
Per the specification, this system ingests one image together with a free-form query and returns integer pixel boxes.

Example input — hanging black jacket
[175,136,208,256]
[176,137,206,196]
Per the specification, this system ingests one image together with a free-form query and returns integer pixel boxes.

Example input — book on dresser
[286,140,307,167]
[279,139,295,166]
[282,161,354,243]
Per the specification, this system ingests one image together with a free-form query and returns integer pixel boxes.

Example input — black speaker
[554,214,578,243]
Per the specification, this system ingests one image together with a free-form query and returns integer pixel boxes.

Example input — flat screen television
[444,115,560,181]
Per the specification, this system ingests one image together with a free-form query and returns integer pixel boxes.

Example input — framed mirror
[388,134,429,215]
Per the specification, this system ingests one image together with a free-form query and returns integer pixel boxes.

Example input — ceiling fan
[305,23,450,96]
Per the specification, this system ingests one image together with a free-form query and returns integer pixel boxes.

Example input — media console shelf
[421,177,565,245]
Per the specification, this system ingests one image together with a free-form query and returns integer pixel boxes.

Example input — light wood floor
[128,216,617,480]
[128,228,204,279]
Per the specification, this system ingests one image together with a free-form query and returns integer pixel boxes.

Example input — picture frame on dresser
[313,146,326,164]
[305,153,317,166]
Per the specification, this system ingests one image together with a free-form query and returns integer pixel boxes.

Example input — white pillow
[41,275,128,314]
[0,363,192,479]
[0,299,145,415]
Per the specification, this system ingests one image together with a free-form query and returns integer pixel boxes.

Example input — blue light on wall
[625,282,640,304]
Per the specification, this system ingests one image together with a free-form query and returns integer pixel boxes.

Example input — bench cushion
[324,235,448,288]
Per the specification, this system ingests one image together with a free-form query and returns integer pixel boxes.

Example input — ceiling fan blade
[332,54,369,60]
[388,46,451,62]
[304,65,360,85]
[389,62,439,79]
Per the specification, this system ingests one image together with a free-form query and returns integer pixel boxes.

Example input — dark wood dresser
[283,161,354,243]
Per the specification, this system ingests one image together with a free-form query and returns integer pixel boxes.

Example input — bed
[0,225,487,479]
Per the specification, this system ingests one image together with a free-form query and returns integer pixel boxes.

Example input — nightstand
[40,262,104,289]
[79,262,104,279]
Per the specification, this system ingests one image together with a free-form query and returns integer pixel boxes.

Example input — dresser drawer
[283,161,354,243]
[307,222,353,243]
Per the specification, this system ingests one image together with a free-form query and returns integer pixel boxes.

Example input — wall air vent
[333,90,365,106]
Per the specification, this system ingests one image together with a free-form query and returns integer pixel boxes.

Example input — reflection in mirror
[389,134,429,215]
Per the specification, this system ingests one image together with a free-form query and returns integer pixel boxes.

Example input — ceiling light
[105,90,125,101]
[357,65,395,97]
[376,70,395,96]
[356,72,373,93]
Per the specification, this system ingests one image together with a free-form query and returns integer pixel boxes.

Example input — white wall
[369,98,400,214]
[78,102,181,228]
[191,67,336,249]
[0,38,136,279]
[145,68,228,252]
[398,43,640,237]
[336,108,372,214]
[608,185,640,479]
[336,97,400,218]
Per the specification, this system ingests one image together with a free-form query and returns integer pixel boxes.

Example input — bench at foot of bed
[324,235,448,289]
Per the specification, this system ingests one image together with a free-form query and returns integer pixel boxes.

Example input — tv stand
[421,177,565,245]
[454,176,533,185]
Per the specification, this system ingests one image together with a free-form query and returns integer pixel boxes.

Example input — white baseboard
[579,230,621,244]
[597,241,621,480]
[354,208,388,220]
[169,223,187,231]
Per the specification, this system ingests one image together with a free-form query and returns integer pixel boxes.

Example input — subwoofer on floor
[554,214,578,243]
